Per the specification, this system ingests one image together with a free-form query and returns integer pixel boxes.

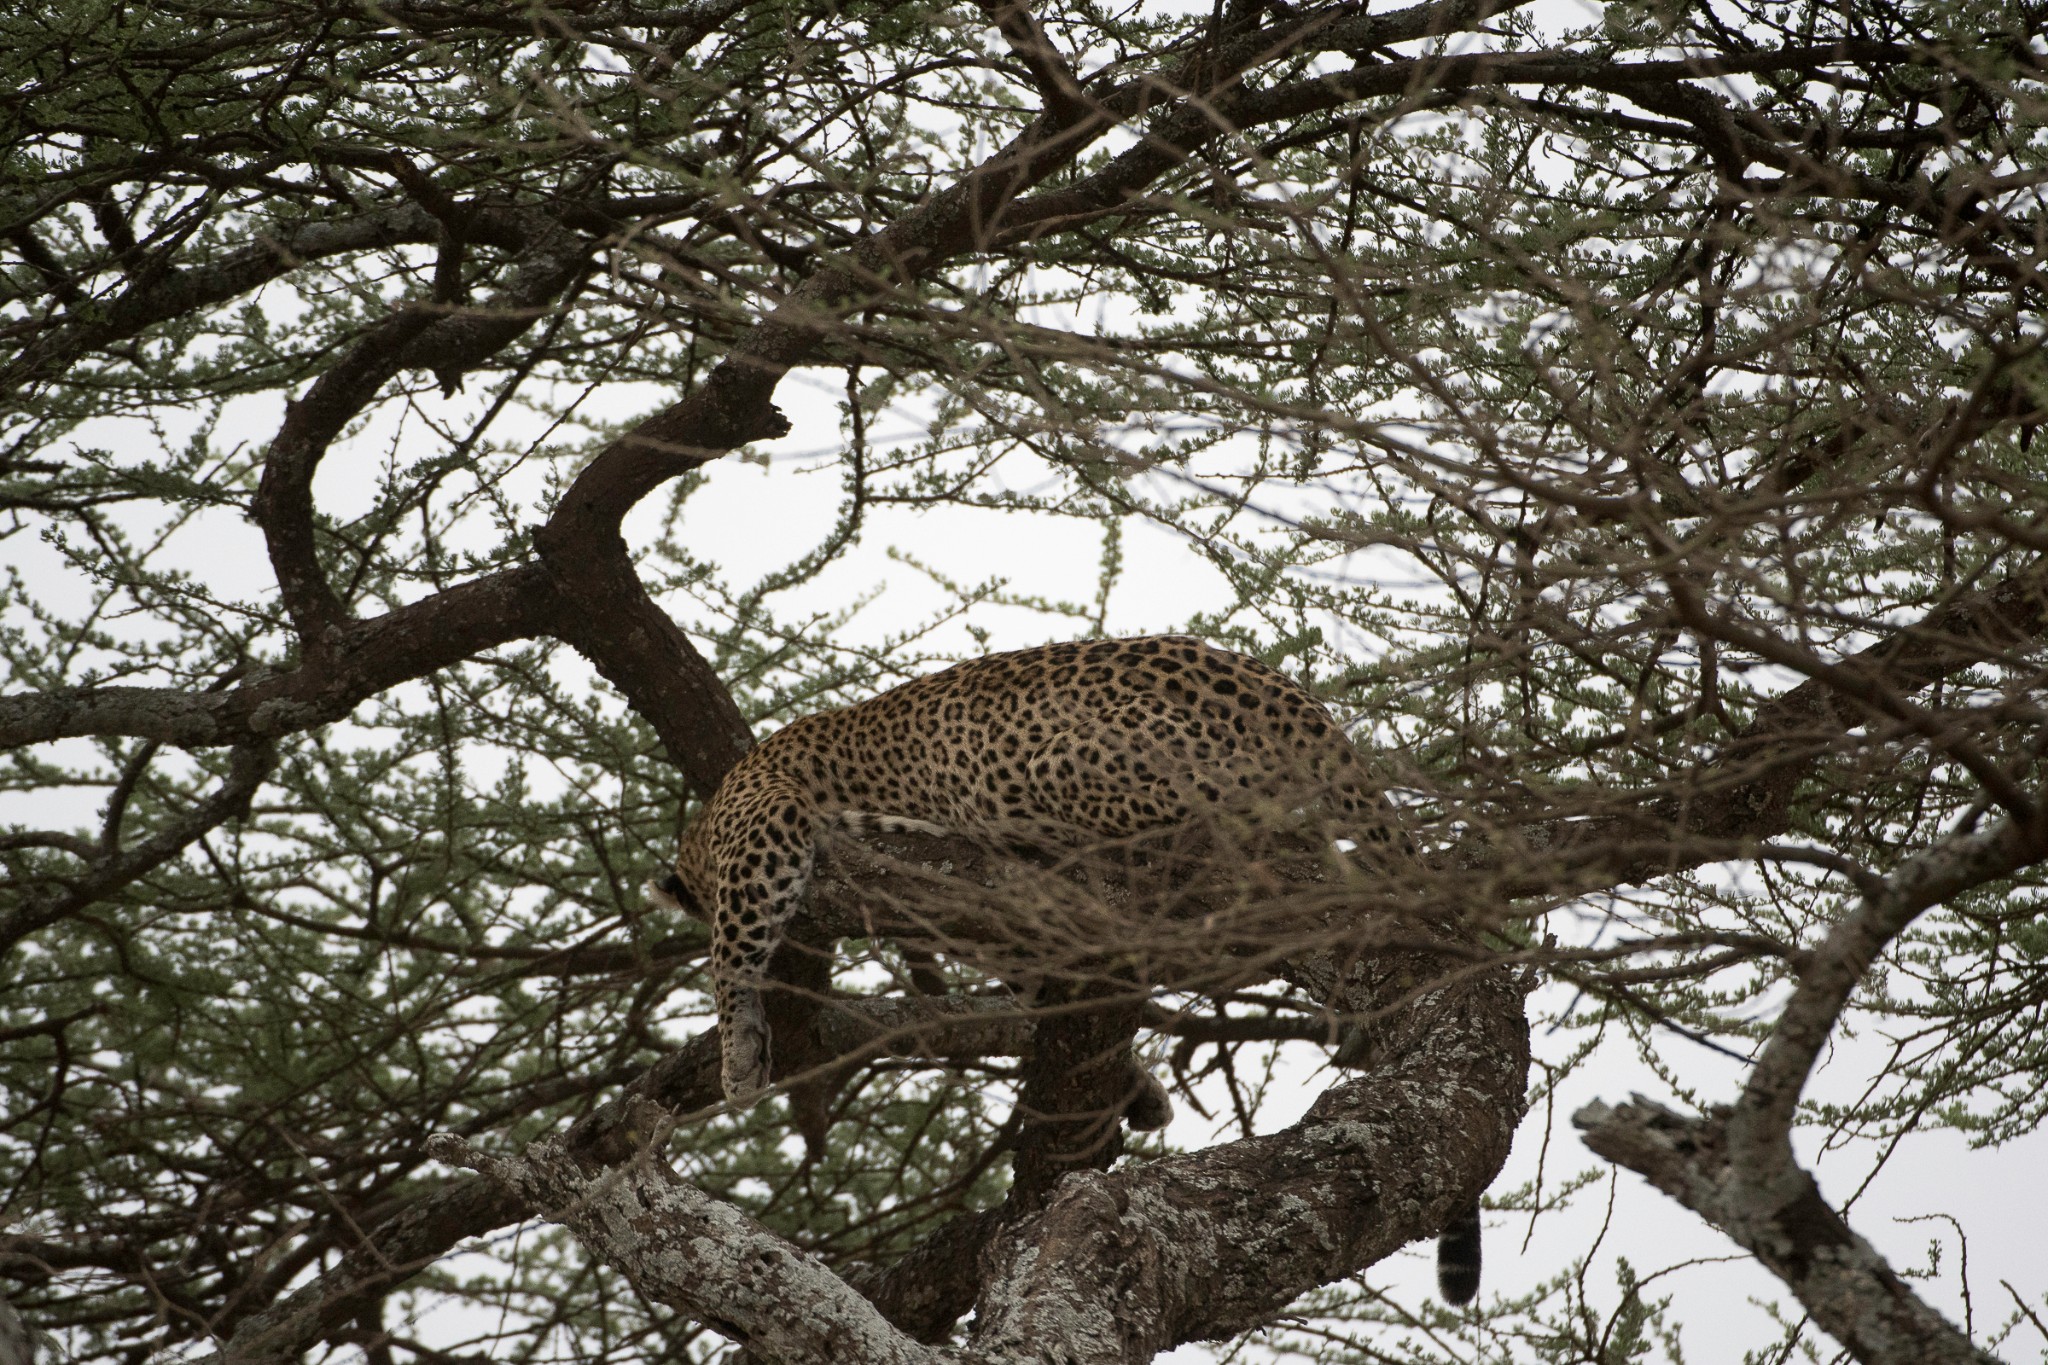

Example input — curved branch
[249,318,435,646]
[534,525,756,795]
[250,213,594,648]
[0,743,273,953]
[1578,1096,2002,1365]
[1729,813,2047,1181]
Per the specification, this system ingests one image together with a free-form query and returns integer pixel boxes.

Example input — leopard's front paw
[1124,1064,1174,1131]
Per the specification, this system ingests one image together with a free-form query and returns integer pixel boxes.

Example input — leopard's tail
[1437,1199,1482,1305]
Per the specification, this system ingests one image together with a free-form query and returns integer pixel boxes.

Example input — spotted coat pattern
[664,635,1395,1109]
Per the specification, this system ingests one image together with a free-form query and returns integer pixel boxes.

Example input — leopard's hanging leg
[704,778,819,1108]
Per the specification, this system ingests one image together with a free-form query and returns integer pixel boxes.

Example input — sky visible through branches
[4,0,2048,1361]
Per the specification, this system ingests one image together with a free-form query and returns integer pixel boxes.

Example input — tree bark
[1577,813,2046,1365]
[434,924,1528,1365]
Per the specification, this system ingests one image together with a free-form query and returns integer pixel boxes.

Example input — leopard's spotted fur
[657,635,1486,1301]
[665,635,1393,1105]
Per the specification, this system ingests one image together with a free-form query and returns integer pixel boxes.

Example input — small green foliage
[3,0,2044,1361]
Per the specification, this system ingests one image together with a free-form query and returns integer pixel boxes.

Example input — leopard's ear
[646,871,708,922]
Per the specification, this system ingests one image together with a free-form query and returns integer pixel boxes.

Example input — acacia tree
[3,0,2046,1362]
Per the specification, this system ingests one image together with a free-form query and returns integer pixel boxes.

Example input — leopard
[652,634,1484,1303]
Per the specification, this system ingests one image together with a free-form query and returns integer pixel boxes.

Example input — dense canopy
[2,1,2046,1362]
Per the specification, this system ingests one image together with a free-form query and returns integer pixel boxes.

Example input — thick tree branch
[432,1132,944,1365]
[423,920,1524,1365]
[970,936,1525,1361]
[0,186,738,407]
[841,1210,1007,1346]
[534,526,756,795]
[1577,811,2047,1365]
[206,987,1035,1365]
[1004,992,1147,1216]
[1663,578,2037,822]
[1577,1100,2001,1365]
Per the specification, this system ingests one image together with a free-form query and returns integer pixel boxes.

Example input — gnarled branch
[1578,811,2046,1365]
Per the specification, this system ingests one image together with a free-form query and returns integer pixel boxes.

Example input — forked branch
[1578,811,2047,1365]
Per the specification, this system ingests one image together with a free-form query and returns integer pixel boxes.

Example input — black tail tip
[1437,1260,1480,1306]
[1437,1203,1482,1305]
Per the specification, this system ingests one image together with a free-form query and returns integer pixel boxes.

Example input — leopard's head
[646,868,709,922]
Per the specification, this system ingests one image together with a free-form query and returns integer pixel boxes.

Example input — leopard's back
[743,634,1383,841]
